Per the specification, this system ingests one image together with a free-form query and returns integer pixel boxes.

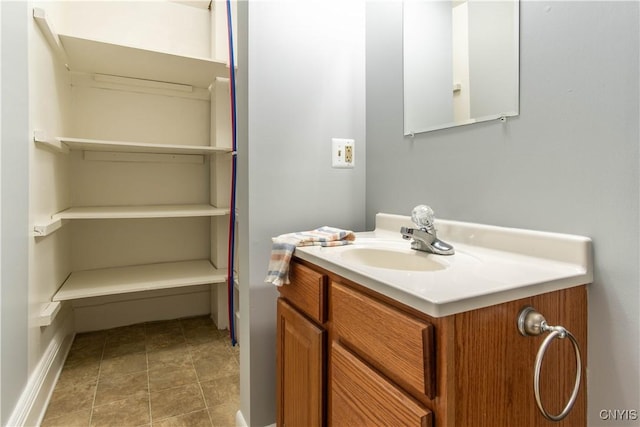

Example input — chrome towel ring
[517,306,582,422]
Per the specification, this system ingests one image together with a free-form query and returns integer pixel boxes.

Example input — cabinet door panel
[277,298,325,427]
[331,342,432,427]
[332,281,436,399]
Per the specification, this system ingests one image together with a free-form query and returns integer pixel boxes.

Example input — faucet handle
[411,205,435,230]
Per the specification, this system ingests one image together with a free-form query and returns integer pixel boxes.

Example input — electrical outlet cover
[332,138,355,168]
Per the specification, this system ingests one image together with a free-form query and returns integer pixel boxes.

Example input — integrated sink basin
[339,247,447,271]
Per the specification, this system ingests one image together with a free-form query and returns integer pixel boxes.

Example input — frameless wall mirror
[403,0,519,135]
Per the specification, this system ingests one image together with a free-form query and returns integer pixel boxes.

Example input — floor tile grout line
[183,321,215,426]
[145,327,153,427]
[88,333,107,426]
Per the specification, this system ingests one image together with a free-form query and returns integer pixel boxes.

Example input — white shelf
[58,34,228,88]
[34,204,229,237]
[34,132,231,156]
[53,204,229,220]
[61,136,232,155]
[53,260,227,301]
[33,8,228,87]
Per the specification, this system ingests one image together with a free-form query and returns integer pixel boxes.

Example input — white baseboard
[236,409,247,427]
[6,319,74,427]
[235,410,275,427]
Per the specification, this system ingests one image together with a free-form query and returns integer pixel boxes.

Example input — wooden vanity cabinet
[277,259,587,427]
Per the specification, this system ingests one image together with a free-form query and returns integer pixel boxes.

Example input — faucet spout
[401,205,455,255]
[401,226,455,255]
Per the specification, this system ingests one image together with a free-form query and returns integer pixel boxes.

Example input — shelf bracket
[32,8,70,69]
[33,131,69,154]
[38,301,62,327]
[33,218,65,238]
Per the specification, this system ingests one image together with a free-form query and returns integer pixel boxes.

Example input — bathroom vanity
[276,214,591,426]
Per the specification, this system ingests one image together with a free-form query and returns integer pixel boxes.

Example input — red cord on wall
[225,0,238,346]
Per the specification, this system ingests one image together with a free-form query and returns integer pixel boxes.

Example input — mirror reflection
[403,0,519,135]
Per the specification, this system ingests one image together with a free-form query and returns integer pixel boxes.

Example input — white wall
[239,1,366,424]
[0,2,30,424]
[59,1,211,59]
[467,0,518,119]
[452,2,470,123]
[366,1,639,425]
[403,0,453,133]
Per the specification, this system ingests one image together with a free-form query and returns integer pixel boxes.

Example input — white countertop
[294,213,593,318]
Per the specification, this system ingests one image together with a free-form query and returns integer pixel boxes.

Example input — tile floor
[41,316,240,427]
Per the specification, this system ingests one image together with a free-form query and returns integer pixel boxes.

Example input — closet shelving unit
[33,6,233,327]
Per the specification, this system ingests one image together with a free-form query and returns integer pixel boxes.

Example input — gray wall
[366,1,639,425]
[0,1,29,424]
[240,1,366,425]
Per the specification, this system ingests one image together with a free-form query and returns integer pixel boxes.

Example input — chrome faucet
[400,205,455,255]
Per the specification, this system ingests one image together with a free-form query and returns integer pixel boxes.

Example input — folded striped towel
[265,226,356,286]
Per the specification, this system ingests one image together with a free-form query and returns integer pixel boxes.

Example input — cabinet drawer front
[331,342,432,427]
[279,261,327,324]
[332,282,436,399]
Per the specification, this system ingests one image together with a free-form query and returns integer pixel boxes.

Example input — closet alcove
[30,1,239,335]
